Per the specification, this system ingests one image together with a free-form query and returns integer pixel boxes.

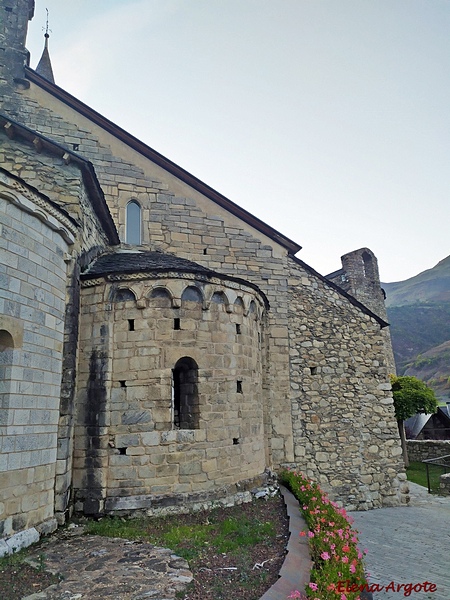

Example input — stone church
[0,0,407,551]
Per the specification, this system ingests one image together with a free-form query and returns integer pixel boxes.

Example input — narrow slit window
[236,380,243,393]
[126,200,141,245]
[172,357,199,429]
[236,324,241,335]
[128,319,135,331]
[174,318,181,330]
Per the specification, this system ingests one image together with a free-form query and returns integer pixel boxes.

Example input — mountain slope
[403,340,450,401]
[386,302,450,371]
[382,255,450,401]
[384,255,450,307]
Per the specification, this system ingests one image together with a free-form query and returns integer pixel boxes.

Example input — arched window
[0,330,14,427]
[149,287,172,307]
[172,357,199,429]
[126,200,141,245]
[362,251,374,279]
[181,286,203,303]
[234,297,245,313]
[112,288,136,303]
[211,291,228,307]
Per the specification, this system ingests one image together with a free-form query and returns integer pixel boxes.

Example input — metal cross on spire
[43,8,51,39]
[36,7,55,83]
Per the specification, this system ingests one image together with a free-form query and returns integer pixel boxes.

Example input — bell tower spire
[36,8,55,83]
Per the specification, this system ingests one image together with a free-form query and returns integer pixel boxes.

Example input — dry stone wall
[406,440,450,463]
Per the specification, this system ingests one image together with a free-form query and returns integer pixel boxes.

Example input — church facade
[0,0,407,550]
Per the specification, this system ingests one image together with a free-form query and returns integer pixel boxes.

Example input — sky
[25,0,450,283]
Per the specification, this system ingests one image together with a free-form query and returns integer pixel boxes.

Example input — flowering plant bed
[280,469,369,600]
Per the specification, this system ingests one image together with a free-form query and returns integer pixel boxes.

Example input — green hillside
[382,255,450,401]
[386,302,450,371]
[384,255,450,307]
[403,340,450,402]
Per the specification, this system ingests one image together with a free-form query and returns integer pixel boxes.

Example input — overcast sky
[26,0,449,283]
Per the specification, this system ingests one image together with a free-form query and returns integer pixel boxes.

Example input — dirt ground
[0,494,290,600]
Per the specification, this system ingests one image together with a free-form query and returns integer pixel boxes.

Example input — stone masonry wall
[326,248,396,375]
[406,440,450,463]
[0,172,74,538]
[73,273,266,514]
[287,257,407,510]
[0,133,111,535]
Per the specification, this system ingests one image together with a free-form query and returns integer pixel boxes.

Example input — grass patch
[85,517,146,541]
[406,460,448,492]
[86,508,276,562]
[85,496,288,600]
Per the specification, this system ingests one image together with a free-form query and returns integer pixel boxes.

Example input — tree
[390,375,438,467]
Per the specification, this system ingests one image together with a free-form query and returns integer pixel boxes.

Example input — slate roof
[0,113,119,245]
[83,251,219,279]
[81,250,270,307]
[405,407,450,439]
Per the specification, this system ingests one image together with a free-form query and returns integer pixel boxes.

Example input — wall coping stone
[259,485,311,600]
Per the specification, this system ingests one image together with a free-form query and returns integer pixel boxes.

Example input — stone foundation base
[0,518,57,558]
[75,472,277,518]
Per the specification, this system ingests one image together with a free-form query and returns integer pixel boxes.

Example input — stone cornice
[81,269,269,309]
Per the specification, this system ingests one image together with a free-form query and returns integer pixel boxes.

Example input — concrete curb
[259,485,312,600]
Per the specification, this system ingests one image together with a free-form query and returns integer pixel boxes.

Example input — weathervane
[42,8,51,39]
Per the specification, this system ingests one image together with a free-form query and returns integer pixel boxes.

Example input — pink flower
[307,531,315,538]
[342,556,349,563]
[321,551,331,560]
[350,563,356,573]
[308,582,318,591]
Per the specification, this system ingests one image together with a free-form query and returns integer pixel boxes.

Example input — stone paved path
[350,483,450,600]
[23,528,192,600]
